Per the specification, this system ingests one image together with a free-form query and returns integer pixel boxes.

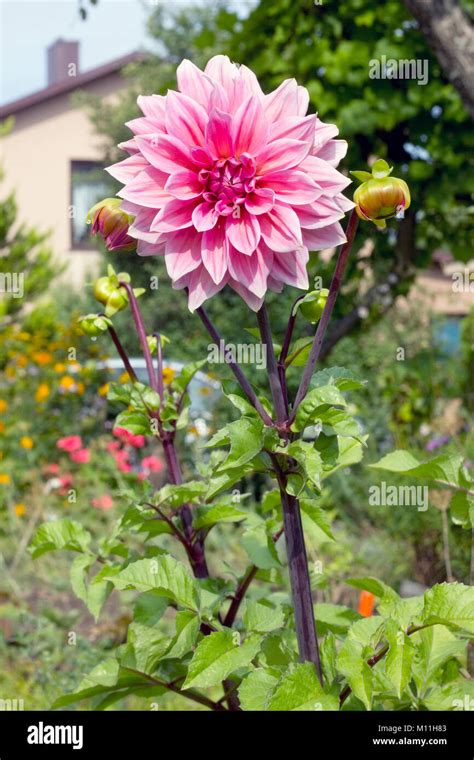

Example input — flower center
[198,155,256,216]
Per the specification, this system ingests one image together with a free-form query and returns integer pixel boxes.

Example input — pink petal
[118,138,139,155]
[192,202,218,232]
[244,187,275,215]
[165,90,207,147]
[206,108,233,159]
[226,210,261,255]
[165,229,202,279]
[296,86,310,116]
[137,239,166,257]
[177,265,228,311]
[204,55,239,109]
[106,154,148,183]
[259,203,303,252]
[312,119,339,152]
[227,245,271,297]
[268,114,317,144]
[271,248,309,289]
[233,96,268,156]
[151,198,198,233]
[295,198,345,229]
[136,134,194,174]
[228,279,265,312]
[238,65,264,101]
[255,138,310,174]
[201,221,228,284]
[129,208,164,242]
[125,117,161,136]
[314,139,348,167]
[138,95,166,121]
[118,167,172,208]
[264,79,299,122]
[301,156,351,196]
[302,222,347,250]
[260,169,322,205]
[164,170,202,200]
[176,60,215,109]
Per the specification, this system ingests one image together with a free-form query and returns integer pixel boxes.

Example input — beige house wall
[0,73,125,285]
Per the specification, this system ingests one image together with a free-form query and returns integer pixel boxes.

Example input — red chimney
[47,39,79,86]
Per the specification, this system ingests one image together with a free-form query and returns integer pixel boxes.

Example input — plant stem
[441,507,454,582]
[122,667,226,711]
[106,324,138,382]
[223,565,258,627]
[469,528,474,676]
[195,304,273,426]
[119,281,157,391]
[291,210,359,421]
[257,304,287,425]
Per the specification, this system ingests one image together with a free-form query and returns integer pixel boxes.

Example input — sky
[0,0,154,105]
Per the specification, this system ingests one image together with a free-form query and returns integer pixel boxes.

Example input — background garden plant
[25,54,474,712]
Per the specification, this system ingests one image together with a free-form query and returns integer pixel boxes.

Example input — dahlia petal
[238,65,264,101]
[271,248,309,289]
[264,79,299,122]
[226,210,261,255]
[138,94,166,121]
[176,60,215,109]
[202,222,228,284]
[268,114,317,144]
[136,134,194,174]
[312,119,339,152]
[137,239,166,257]
[192,201,218,232]
[180,265,228,311]
[233,95,268,155]
[315,139,348,167]
[206,108,233,159]
[296,86,310,116]
[301,155,351,196]
[118,138,139,155]
[164,170,202,200]
[255,138,310,174]
[125,117,162,136]
[335,194,356,213]
[260,169,322,205]
[228,279,265,312]
[118,167,172,208]
[204,55,239,108]
[129,208,164,242]
[295,198,345,229]
[165,229,202,279]
[244,187,275,215]
[165,90,207,147]
[151,197,198,233]
[227,245,271,298]
[302,221,347,250]
[106,154,148,184]
[259,203,303,252]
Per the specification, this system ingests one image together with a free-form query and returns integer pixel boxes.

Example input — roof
[0,51,146,120]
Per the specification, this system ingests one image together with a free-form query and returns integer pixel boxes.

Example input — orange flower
[98,383,109,397]
[162,367,175,385]
[14,503,25,517]
[35,383,50,403]
[0,400,8,413]
[0,473,11,485]
[119,371,131,384]
[15,354,28,368]
[20,436,34,449]
[32,351,52,366]
[358,591,375,617]
[54,362,66,373]
[59,375,75,391]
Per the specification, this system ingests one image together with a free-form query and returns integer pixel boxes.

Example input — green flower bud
[77,314,111,337]
[352,160,410,229]
[87,198,135,252]
[297,289,329,324]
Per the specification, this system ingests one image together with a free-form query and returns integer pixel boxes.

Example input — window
[70,161,110,249]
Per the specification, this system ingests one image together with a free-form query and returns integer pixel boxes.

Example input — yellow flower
[76,382,85,395]
[162,367,175,385]
[0,400,8,413]
[15,354,28,368]
[20,436,34,449]
[35,383,50,403]
[14,503,25,517]
[5,367,16,378]
[32,351,52,366]
[98,383,109,397]
[59,375,75,391]
[54,362,66,373]
[0,422,5,434]
[119,371,131,384]
[18,331,31,341]
[0,473,11,485]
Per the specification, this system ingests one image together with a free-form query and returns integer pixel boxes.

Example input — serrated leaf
[369,450,465,489]
[183,631,262,689]
[30,519,92,559]
[450,491,474,529]
[311,367,366,391]
[238,669,279,710]
[385,623,414,698]
[287,440,323,488]
[292,385,347,432]
[107,555,200,611]
[243,600,285,633]
[345,576,397,600]
[314,603,361,635]
[300,499,335,540]
[242,523,281,569]
[421,582,474,634]
[267,663,339,711]
[166,610,200,659]
[193,503,248,529]
[337,638,373,710]
[114,410,150,436]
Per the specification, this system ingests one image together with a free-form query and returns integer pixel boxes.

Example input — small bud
[87,198,136,251]
[296,289,329,324]
[77,314,111,337]
[351,160,410,229]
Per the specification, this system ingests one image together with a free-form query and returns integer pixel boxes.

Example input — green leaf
[292,385,347,432]
[300,499,335,541]
[385,623,415,698]
[122,622,170,674]
[30,519,92,559]
[311,367,366,391]
[369,450,465,489]
[337,638,373,710]
[421,583,474,634]
[422,680,474,711]
[242,523,281,569]
[412,625,466,693]
[221,417,265,471]
[114,410,150,436]
[173,359,207,394]
[243,600,285,633]
[267,663,339,711]
[193,503,248,530]
[166,610,200,659]
[345,576,397,600]
[287,440,323,488]
[450,491,474,529]
[133,591,169,626]
[107,555,200,612]
[314,603,361,635]
[320,632,338,683]
[238,669,279,711]
[153,481,207,509]
[183,631,262,690]
[70,556,113,621]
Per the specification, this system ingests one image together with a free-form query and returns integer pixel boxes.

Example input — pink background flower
[70,448,91,464]
[107,55,353,311]
[92,494,114,512]
[57,435,82,453]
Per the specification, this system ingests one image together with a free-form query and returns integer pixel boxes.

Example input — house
[0,39,144,283]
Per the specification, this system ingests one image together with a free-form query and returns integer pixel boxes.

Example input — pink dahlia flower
[107,55,353,311]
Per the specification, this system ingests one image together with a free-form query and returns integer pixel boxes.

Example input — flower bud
[87,198,136,251]
[352,160,410,229]
[297,289,329,324]
[77,314,112,337]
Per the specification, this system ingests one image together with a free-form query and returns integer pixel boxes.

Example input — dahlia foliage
[107,55,353,310]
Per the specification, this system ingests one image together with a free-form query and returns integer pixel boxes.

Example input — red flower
[92,494,114,511]
[141,455,163,473]
[57,435,82,453]
[358,591,375,617]
[70,448,91,464]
